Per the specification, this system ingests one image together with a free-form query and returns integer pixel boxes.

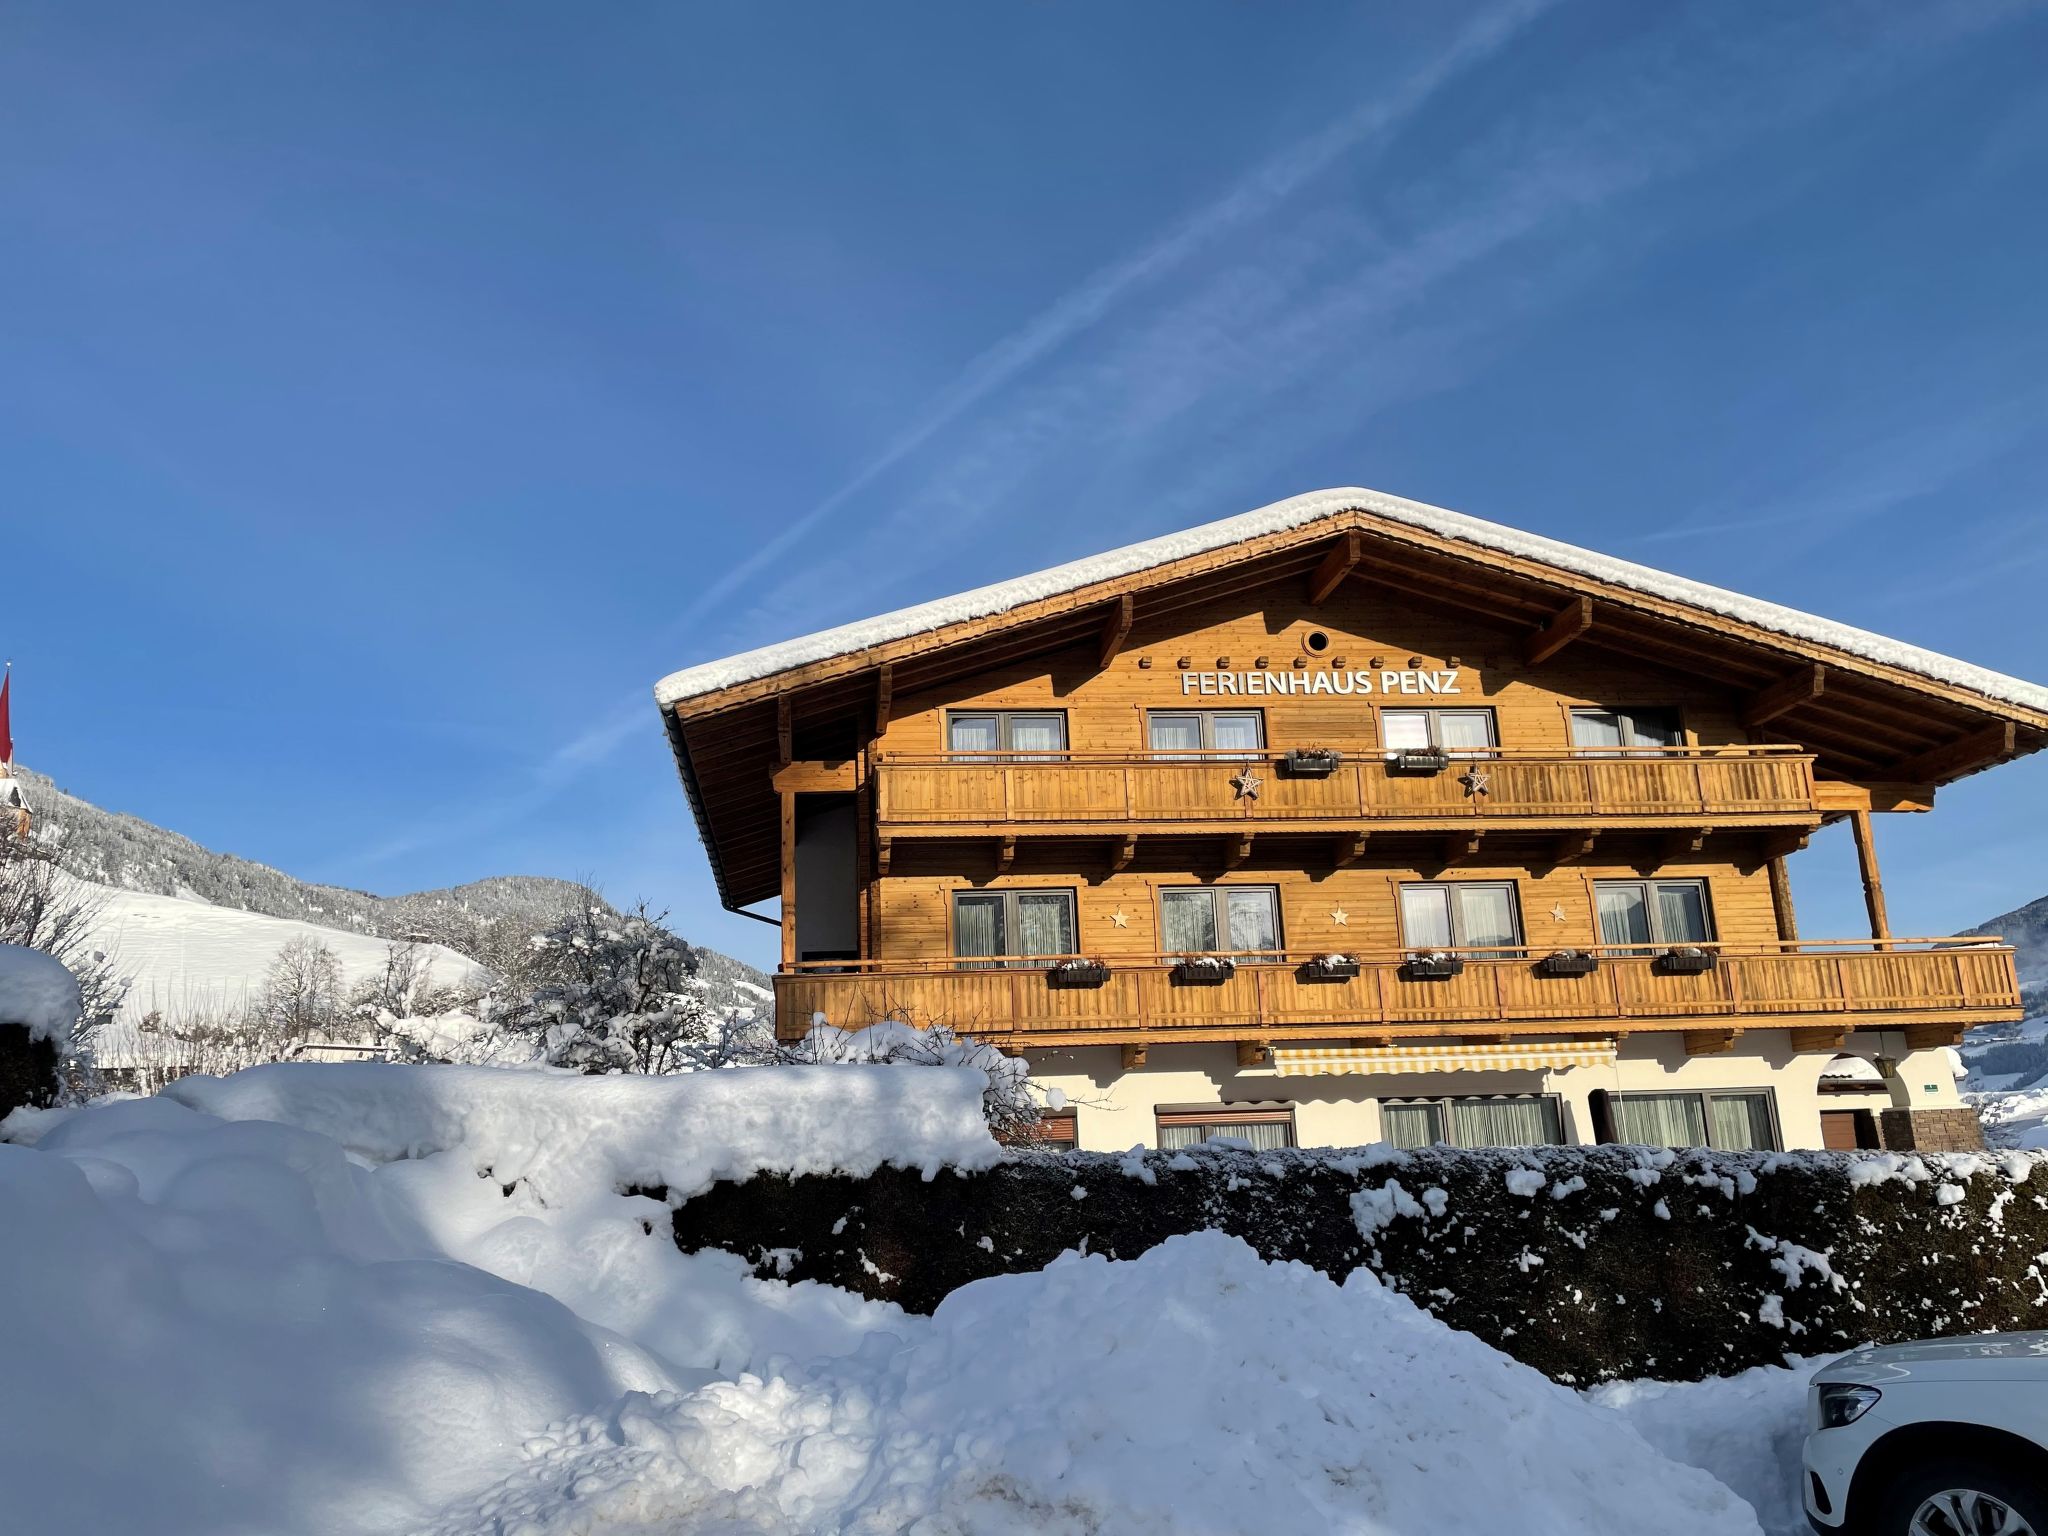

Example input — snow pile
[653,485,2048,713]
[0,942,81,1044]
[425,1232,1761,1536]
[163,1056,1002,1203]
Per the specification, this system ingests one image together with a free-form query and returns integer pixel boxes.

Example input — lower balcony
[775,939,2020,1048]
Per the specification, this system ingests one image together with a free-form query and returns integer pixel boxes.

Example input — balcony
[775,938,2019,1047]
[872,745,1822,839]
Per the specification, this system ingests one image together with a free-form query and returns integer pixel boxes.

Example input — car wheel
[1875,1457,2048,1536]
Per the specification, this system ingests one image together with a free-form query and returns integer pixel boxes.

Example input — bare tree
[0,843,126,1060]
[260,935,343,1041]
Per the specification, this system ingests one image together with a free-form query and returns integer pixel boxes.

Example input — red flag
[0,668,12,765]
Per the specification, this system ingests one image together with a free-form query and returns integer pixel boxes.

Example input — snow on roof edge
[652,486,2048,716]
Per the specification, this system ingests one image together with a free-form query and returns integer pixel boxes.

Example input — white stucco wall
[1026,1027,1964,1153]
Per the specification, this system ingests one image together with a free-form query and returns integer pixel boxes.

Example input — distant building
[653,487,2043,1153]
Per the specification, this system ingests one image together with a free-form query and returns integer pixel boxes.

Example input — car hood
[1816,1331,2048,1385]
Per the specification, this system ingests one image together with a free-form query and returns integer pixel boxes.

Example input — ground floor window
[1156,1107,1295,1151]
[1381,1095,1564,1149]
[1006,1111,1077,1148]
[1605,1088,1778,1150]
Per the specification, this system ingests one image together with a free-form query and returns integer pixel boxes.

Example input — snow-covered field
[81,881,487,1056]
[0,1059,1825,1536]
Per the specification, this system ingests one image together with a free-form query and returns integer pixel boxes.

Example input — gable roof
[655,486,2048,716]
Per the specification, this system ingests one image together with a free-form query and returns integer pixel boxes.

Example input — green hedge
[0,1023,58,1122]
[670,1142,2048,1383]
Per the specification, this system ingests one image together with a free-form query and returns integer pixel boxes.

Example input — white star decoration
[1329,906,1350,926]
[1457,767,1490,796]
[1550,903,1569,923]
[1108,909,1130,929]
[1230,766,1263,800]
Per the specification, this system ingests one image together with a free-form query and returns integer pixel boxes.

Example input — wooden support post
[1849,809,1890,941]
[1098,594,1134,668]
[1236,1040,1270,1069]
[1306,531,1362,605]
[1767,855,1799,943]
[779,790,797,970]
[1742,664,1825,729]
[1121,1042,1148,1071]
[1682,1028,1739,1056]
[873,663,894,739]
[1522,596,1593,666]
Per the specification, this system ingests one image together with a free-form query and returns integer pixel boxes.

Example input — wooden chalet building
[656,488,2046,1155]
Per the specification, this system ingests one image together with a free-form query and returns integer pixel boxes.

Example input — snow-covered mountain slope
[90,883,487,1040]
[1960,893,2048,1145]
[11,763,771,1022]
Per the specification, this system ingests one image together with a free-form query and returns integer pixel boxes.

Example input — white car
[1805,1334,2048,1535]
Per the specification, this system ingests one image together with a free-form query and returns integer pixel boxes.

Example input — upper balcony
[872,744,1825,841]
[776,937,2020,1050]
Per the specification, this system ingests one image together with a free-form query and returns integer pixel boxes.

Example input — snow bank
[425,1231,1761,1536]
[165,1057,1002,1202]
[653,485,2048,713]
[0,942,81,1044]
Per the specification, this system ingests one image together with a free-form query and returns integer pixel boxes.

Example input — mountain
[10,764,772,1023]
[1966,893,2048,1007]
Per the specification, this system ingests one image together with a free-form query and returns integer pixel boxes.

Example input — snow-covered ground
[81,881,487,1058]
[0,1058,1830,1536]
[1961,1010,2048,1147]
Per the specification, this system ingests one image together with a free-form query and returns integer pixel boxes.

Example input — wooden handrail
[883,744,1813,764]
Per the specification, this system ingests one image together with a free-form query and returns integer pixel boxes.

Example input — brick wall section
[1881,1106,1986,1152]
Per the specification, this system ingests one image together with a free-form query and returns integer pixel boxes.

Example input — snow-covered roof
[653,486,2048,714]
[0,942,82,1046]
[1818,1053,1885,1086]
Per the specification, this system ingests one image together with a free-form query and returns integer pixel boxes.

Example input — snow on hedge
[162,1054,1001,1202]
[653,485,2048,712]
[425,1231,1759,1536]
[0,942,81,1045]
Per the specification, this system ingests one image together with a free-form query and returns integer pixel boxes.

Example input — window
[1381,1095,1564,1150]
[1397,882,1524,959]
[1607,1090,1778,1151]
[1380,707,1497,757]
[953,889,1077,968]
[1008,1112,1078,1148]
[1160,885,1281,955]
[1147,710,1264,755]
[1594,879,1714,950]
[1570,707,1682,752]
[947,711,1067,760]
[1156,1108,1295,1151]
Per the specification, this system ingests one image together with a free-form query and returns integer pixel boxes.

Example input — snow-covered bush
[781,1018,1057,1138]
[0,843,124,1057]
[488,902,772,1074]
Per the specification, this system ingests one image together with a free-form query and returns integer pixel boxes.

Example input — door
[1819,1109,1878,1151]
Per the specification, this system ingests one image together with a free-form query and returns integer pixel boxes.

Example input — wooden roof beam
[1098,594,1134,669]
[873,663,894,738]
[1439,829,1483,867]
[1306,531,1362,605]
[1523,596,1593,667]
[1744,664,1825,728]
[1683,1028,1739,1056]
[1891,720,2017,784]
[1904,1023,1964,1051]
[1789,1026,1848,1054]
[1332,831,1371,869]
[1223,831,1254,872]
[775,696,793,767]
[995,835,1016,874]
[1551,830,1598,866]
[1110,833,1137,875]
[1122,1042,1148,1070]
[1236,1040,1271,1069]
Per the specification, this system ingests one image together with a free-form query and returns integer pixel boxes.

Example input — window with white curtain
[1380,707,1497,756]
[1397,882,1524,959]
[1146,711,1265,755]
[1569,706,1683,752]
[1381,1095,1563,1149]
[1156,1111,1295,1150]
[1594,879,1714,950]
[1160,886,1281,956]
[946,711,1068,760]
[953,889,1077,969]
[1609,1089,1778,1150]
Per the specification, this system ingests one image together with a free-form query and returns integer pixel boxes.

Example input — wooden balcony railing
[775,937,2019,1045]
[873,745,1820,833]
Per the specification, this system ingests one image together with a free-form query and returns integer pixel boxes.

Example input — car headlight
[1814,1383,1881,1430]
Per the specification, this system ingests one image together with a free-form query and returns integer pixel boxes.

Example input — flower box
[1047,958,1111,989]
[1402,952,1464,979]
[1305,953,1360,980]
[1171,955,1237,984]
[1388,747,1451,775]
[1656,946,1717,974]
[1282,748,1343,778]
[1538,950,1600,977]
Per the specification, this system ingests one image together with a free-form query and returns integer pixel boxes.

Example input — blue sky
[4,0,2046,970]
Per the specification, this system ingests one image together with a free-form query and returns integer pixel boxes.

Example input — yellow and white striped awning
[1271,1042,1616,1077]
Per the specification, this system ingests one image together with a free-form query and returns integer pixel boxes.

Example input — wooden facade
[658,493,2046,1146]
